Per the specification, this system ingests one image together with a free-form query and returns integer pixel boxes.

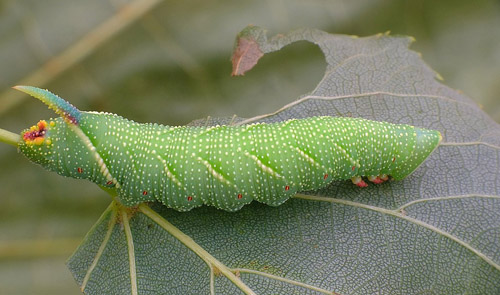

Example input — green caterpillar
[16,86,441,212]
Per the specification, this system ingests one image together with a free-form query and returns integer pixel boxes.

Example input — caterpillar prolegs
[17,86,441,212]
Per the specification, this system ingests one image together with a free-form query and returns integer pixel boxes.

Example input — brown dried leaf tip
[231,36,264,76]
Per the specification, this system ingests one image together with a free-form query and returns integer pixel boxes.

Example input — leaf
[231,26,265,76]
[66,26,500,294]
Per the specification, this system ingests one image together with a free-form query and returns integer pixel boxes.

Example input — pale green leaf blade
[67,26,500,295]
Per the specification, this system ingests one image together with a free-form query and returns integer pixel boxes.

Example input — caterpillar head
[16,86,116,189]
[20,118,58,167]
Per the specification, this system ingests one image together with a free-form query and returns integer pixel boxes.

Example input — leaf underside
[67,26,500,295]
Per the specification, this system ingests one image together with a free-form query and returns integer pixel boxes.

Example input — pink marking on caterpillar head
[23,120,48,145]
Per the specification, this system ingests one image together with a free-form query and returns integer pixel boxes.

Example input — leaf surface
[67,26,500,295]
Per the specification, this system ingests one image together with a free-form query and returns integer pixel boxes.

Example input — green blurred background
[0,0,499,294]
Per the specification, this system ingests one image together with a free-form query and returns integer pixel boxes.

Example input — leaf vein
[294,193,500,272]
[236,92,475,125]
[138,204,257,295]
[81,203,117,292]
[121,208,138,295]
[397,194,500,211]
[234,268,339,295]
[440,142,500,150]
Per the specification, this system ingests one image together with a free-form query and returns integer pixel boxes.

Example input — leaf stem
[0,127,19,147]
[138,204,257,295]
[0,0,165,116]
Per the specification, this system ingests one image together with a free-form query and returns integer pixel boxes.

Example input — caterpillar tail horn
[15,85,120,190]
[13,86,81,125]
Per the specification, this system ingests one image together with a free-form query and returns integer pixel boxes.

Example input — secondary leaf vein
[121,208,138,295]
[294,193,500,272]
[236,92,475,125]
[81,203,117,292]
[234,268,339,295]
